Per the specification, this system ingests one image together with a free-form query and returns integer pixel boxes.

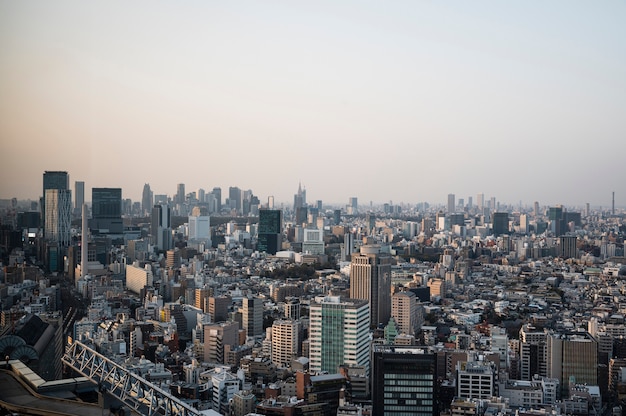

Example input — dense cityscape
[0,171,625,416]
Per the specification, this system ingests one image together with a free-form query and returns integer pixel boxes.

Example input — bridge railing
[62,340,202,416]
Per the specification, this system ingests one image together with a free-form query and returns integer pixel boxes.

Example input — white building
[309,296,370,375]
[457,360,496,399]
[302,228,325,255]
[270,320,300,369]
[126,263,153,294]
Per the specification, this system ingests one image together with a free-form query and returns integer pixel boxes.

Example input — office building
[448,193,455,214]
[242,297,263,338]
[126,263,154,294]
[188,213,211,246]
[558,235,578,259]
[350,245,392,327]
[457,360,497,399]
[175,183,185,205]
[209,296,231,323]
[74,181,84,214]
[549,206,565,236]
[372,345,438,416]
[44,189,72,272]
[42,171,69,227]
[203,321,239,364]
[348,197,358,215]
[270,319,300,368]
[309,296,370,375]
[257,209,282,255]
[212,187,222,211]
[228,186,241,212]
[492,212,509,236]
[477,193,485,211]
[141,183,153,215]
[520,324,548,380]
[90,188,123,235]
[391,291,422,336]
[547,332,597,395]
[151,204,172,251]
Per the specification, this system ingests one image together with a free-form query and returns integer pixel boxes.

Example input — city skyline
[1,2,624,206]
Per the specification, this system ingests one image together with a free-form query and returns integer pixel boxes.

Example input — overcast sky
[1,1,624,208]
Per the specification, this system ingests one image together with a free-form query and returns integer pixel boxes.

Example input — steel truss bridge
[62,340,201,416]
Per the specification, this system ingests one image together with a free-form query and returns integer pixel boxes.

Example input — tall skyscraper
[348,197,358,215]
[448,193,455,214]
[228,186,241,212]
[45,188,72,272]
[151,204,172,251]
[90,188,123,234]
[258,209,282,255]
[197,188,205,203]
[42,171,69,228]
[477,193,485,211]
[45,189,72,246]
[74,181,84,214]
[350,245,392,327]
[309,296,370,375]
[176,183,186,205]
[242,296,263,338]
[548,206,565,236]
[212,187,222,211]
[492,212,509,236]
[372,345,438,416]
[141,183,153,215]
[293,182,305,211]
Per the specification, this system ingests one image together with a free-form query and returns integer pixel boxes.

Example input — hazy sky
[1,1,624,208]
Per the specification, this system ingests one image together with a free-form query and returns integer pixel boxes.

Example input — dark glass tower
[91,188,123,234]
[258,209,282,254]
[42,171,69,227]
[372,345,438,416]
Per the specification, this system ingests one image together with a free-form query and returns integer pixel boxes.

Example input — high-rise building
[547,331,597,395]
[270,319,300,368]
[548,206,565,236]
[348,197,358,215]
[45,189,72,247]
[350,245,392,327]
[242,297,263,338]
[309,296,370,375]
[176,183,185,205]
[188,213,211,246]
[492,212,509,236]
[372,345,438,416]
[519,324,548,380]
[90,188,123,234]
[197,188,205,203]
[125,263,154,294]
[477,193,485,211]
[141,184,153,215]
[74,181,84,213]
[208,296,231,322]
[151,204,172,251]
[448,193,455,214]
[293,182,305,211]
[228,187,241,212]
[203,321,239,364]
[44,188,72,272]
[42,171,69,228]
[558,235,578,259]
[258,209,282,255]
[212,187,222,211]
[391,291,422,336]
